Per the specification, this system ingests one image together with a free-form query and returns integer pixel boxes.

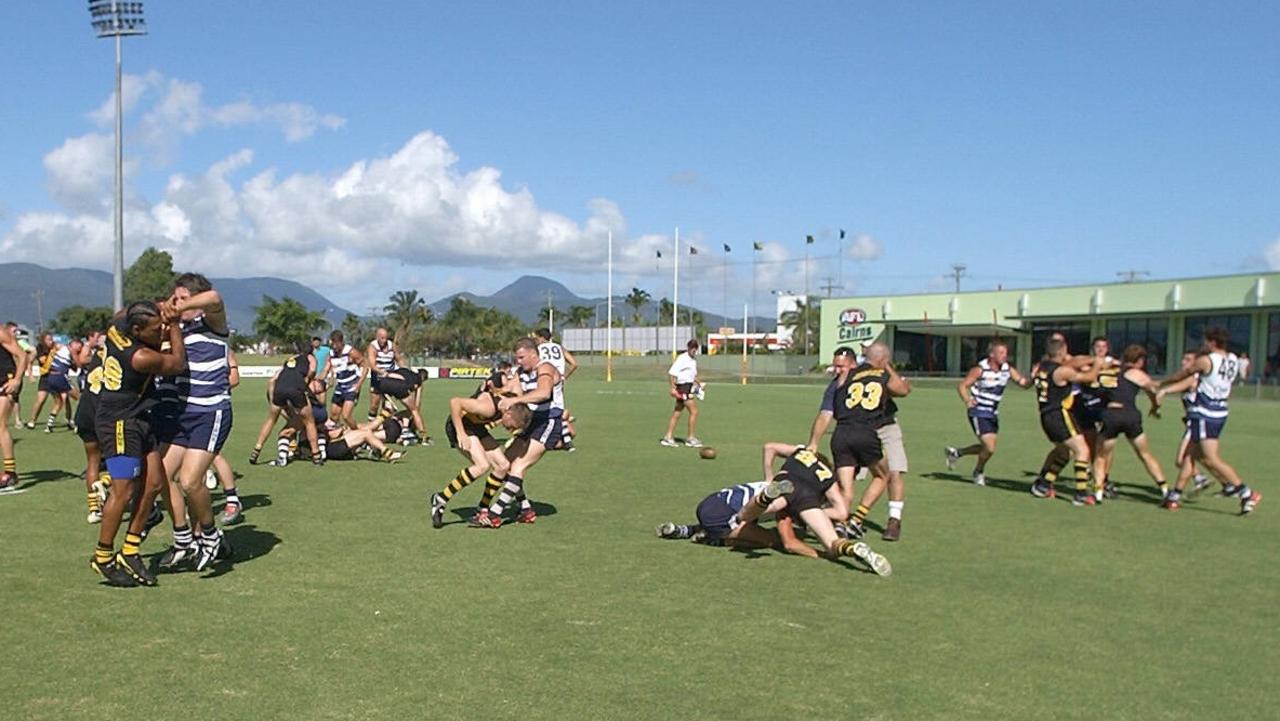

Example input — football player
[0,322,30,490]
[945,339,1031,485]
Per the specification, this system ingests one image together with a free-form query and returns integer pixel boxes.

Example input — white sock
[887,500,904,521]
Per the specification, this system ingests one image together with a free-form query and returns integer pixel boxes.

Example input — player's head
[311,336,322,349]
[987,339,1009,365]
[172,273,212,320]
[1180,351,1197,371]
[125,300,164,349]
[863,342,890,368]
[1047,331,1067,355]
[513,337,539,370]
[1045,337,1067,360]
[534,328,552,342]
[348,347,364,365]
[1122,344,1146,368]
[832,346,856,373]
[686,339,700,356]
[1203,326,1229,351]
[500,401,531,431]
[329,330,344,348]
[1091,336,1110,357]
[375,327,389,342]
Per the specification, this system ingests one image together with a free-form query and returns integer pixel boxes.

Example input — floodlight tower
[88,1,147,311]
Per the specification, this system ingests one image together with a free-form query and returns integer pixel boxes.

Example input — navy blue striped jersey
[156,313,231,414]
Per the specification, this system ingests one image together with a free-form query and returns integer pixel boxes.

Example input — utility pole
[1116,270,1149,283]
[32,289,45,330]
[819,277,839,297]
[949,264,967,293]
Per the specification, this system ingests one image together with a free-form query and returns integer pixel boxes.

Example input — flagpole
[804,237,811,355]
[751,244,758,338]
[721,244,728,330]
[606,230,613,382]
[672,227,679,359]
[740,302,748,385]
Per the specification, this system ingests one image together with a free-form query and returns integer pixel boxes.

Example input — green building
[818,272,1280,377]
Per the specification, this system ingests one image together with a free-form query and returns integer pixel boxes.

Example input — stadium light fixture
[88,1,147,311]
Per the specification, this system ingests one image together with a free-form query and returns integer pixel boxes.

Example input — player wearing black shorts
[75,334,109,522]
[374,367,427,444]
[0,322,29,490]
[430,375,530,529]
[249,351,323,466]
[656,479,815,557]
[1030,338,1102,506]
[1092,344,1168,502]
[734,443,892,575]
[90,301,187,587]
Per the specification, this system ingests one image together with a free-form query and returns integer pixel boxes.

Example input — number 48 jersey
[832,362,891,427]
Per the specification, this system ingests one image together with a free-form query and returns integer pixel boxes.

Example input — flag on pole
[805,235,815,244]
[753,241,764,251]
[689,246,699,255]
[839,229,846,239]
[723,243,731,253]
[656,250,662,258]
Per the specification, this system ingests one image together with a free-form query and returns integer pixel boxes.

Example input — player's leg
[214,453,241,524]
[661,401,682,444]
[82,438,105,522]
[26,387,48,427]
[1196,437,1261,513]
[723,521,779,550]
[798,507,892,576]
[684,398,700,444]
[250,405,283,464]
[1128,433,1167,497]
[92,454,141,586]
[0,394,16,485]
[44,391,65,431]
[300,409,324,464]
[157,443,199,568]
[483,439,548,522]
[1062,433,1093,506]
[431,434,491,528]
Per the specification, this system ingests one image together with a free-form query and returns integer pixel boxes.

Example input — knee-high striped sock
[440,468,476,502]
[224,486,239,507]
[173,524,195,549]
[45,413,56,430]
[94,542,114,565]
[316,436,327,461]
[489,476,523,516]
[1073,461,1090,494]
[3,457,15,477]
[480,474,503,509]
[887,500,904,521]
[513,489,532,511]
[121,532,143,557]
[850,503,870,525]
[834,539,859,557]
[198,524,222,554]
[86,490,101,513]
[276,435,290,464]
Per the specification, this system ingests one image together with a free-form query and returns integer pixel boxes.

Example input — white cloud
[845,233,883,261]
[1264,238,1280,270]
[88,70,164,126]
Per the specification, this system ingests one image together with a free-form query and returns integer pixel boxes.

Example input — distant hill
[0,263,352,333]
[428,274,774,330]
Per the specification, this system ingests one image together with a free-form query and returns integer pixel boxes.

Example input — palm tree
[778,296,820,354]
[567,305,594,328]
[537,306,563,329]
[383,290,432,349]
[624,287,651,353]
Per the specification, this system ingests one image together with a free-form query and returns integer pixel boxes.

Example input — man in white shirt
[661,340,704,448]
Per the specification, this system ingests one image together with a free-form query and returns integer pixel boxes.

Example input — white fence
[561,326,696,353]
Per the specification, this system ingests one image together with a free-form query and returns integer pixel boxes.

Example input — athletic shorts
[1040,408,1080,444]
[1100,408,1143,440]
[877,422,909,473]
[785,473,831,515]
[379,376,417,400]
[327,438,353,460]
[1073,403,1104,431]
[75,393,99,441]
[36,375,50,393]
[272,385,307,410]
[158,408,233,454]
[830,424,882,469]
[524,412,564,450]
[370,374,384,393]
[332,388,360,406]
[673,382,694,409]
[46,374,72,394]
[1,374,19,400]
[383,418,403,444]
[444,417,498,451]
[695,493,741,539]
[96,414,156,462]
[1188,415,1227,442]
[968,413,998,437]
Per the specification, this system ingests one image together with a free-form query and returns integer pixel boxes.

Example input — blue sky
[2,1,1277,317]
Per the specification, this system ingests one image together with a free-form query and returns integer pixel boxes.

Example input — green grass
[3,377,1278,721]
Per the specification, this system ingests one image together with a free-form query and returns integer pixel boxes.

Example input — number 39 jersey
[537,341,567,376]
[95,321,158,421]
[832,363,891,428]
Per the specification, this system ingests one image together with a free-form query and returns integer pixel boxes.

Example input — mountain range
[0,263,773,334]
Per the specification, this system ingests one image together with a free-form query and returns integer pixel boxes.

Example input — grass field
[3,376,1277,721]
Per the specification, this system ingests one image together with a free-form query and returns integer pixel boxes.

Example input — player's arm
[500,367,560,408]
[761,442,799,483]
[176,289,228,334]
[266,369,280,400]
[132,320,187,376]
[562,347,579,379]
[228,349,240,388]
[1008,366,1032,388]
[365,344,380,376]
[0,331,27,394]
[1162,355,1211,386]
[448,395,488,449]
[1056,362,1100,386]
[306,354,318,382]
[774,514,820,558]
[886,365,911,397]
[957,366,981,407]
[806,380,837,451]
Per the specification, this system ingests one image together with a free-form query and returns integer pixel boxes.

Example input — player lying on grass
[655,479,816,557]
[430,386,531,528]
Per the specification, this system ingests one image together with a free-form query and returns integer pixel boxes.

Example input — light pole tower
[88,2,147,311]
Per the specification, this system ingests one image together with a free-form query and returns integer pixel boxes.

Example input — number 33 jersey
[832,363,892,428]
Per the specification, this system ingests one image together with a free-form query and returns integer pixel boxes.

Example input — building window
[1183,314,1250,355]
[1267,313,1280,379]
[1030,322,1091,359]
[1106,317,1168,375]
[960,335,1019,371]
[893,331,946,373]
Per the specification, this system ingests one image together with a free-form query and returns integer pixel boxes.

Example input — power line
[1116,269,1150,283]
[948,264,967,293]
